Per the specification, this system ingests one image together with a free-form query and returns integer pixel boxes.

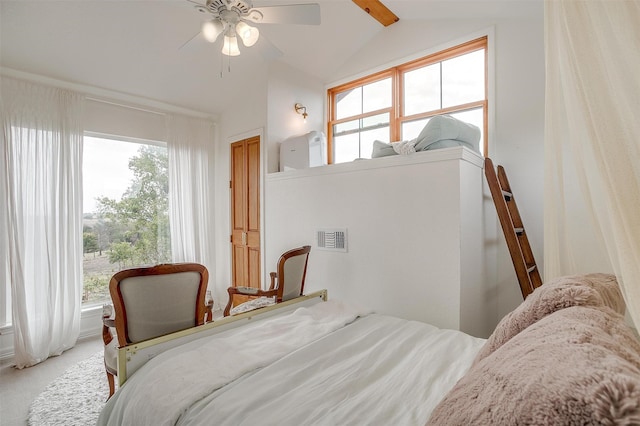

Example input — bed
[98,274,640,425]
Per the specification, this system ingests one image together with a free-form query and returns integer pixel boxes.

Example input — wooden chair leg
[106,370,115,399]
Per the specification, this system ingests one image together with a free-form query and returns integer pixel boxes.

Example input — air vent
[317,228,348,252]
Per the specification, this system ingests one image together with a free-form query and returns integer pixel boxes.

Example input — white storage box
[279,131,327,171]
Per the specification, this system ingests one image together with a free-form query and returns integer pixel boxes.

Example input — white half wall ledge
[265,145,493,338]
[266,146,484,181]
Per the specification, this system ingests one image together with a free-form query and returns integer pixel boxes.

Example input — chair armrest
[269,272,277,290]
[102,304,116,345]
[205,299,213,323]
[102,317,115,346]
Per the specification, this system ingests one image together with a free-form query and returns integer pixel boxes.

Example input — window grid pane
[335,87,362,120]
[334,133,360,163]
[363,78,392,114]
[442,50,485,108]
[404,64,441,116]
[333,113,390,160]
[329,37,488,163]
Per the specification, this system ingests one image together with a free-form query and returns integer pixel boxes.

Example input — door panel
[230,136,261,302]
[247,138,260,233]
[232,243,246,288]
[231,143,246,233]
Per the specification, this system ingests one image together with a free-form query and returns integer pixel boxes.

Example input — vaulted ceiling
[0,0,541,115]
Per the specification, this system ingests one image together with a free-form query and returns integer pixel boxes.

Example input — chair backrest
[275,245,311,302]
[110,263,208,346]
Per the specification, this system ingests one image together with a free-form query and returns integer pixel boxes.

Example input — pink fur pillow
[427,305,640,425]
[473,273,624,364]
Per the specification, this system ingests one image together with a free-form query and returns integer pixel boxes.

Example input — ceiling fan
[186,0,321,57]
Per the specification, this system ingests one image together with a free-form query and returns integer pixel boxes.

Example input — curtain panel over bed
[1,76,84,368]
[166,114,216,305]
[544,0,640,329]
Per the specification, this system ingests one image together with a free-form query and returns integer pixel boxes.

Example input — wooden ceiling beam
[352,0,399,27]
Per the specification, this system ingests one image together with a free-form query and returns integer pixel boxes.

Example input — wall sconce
[295,103,308,122]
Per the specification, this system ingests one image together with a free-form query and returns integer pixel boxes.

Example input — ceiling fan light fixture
[222,35,241,56]
[202,19,224,43]
[236,21,259,47]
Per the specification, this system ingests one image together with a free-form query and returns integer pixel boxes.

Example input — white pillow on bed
[414,115,481,151]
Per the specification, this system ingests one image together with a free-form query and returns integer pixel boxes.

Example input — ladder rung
[502,190,512,201]
[526,264,537,273]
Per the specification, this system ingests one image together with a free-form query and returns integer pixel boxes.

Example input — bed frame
[116,290,327,385]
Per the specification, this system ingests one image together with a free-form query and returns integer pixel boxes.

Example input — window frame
[327,36,488,163]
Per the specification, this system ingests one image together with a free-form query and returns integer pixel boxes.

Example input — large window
[82,135,170,306]
[0,134,171,328]
[328,37,487,163]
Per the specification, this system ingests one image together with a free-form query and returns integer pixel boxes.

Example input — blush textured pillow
[427,305,640,425]
[473,273,624,364]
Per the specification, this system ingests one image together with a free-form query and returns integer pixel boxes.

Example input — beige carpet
[27,351,108,426]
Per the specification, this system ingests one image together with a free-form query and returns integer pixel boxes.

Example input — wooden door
[230,136,261,298]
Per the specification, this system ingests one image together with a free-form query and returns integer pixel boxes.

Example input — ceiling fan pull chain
[219,50,223,78]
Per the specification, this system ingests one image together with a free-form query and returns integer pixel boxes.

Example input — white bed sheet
[178,314,485,425]
[99,302,484,425]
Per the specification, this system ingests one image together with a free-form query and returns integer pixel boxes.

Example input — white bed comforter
[99,300,368,426]
[99,301,485,426]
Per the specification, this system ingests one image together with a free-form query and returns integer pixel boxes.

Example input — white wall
[266,62,325,174]
[491,18,545,316]
[320,14,545,321]
[265,148,495,337]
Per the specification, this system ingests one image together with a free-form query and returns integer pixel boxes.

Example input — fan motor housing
[206,0,252,15]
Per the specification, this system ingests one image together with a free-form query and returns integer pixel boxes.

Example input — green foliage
[83,273,110,303]
[108,241,135,269]
[83,232,98,254]
[96,145,171,267]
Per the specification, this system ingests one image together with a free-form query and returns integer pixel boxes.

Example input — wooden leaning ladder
[485,158,542,299]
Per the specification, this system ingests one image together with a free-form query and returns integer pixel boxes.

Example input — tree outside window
[82,137,170,305]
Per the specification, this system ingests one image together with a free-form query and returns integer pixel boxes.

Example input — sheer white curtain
[544,0,640,328]
[166,114,217,304]
[1,77,84,368]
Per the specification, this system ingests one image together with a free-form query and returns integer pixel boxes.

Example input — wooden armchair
[102,263,212,399]
[224,245,311,316]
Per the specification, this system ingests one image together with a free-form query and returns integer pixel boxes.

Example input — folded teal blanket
[371,114,481,158]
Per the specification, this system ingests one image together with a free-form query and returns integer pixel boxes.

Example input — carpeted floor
[27,351,109,426]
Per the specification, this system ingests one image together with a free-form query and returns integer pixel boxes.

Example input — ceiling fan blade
[249,4,321,25]
[352,0,399,27]
[179,30,206,50]
[179,28,218,54]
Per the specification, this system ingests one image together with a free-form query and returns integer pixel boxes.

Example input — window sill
[0,304,104,335]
